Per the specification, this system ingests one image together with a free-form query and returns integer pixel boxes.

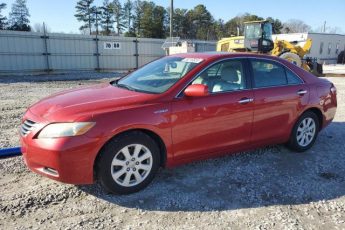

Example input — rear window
[251,60,287,88]
[250,59,303,88]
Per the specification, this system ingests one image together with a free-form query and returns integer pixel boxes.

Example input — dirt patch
[0,74,344,229]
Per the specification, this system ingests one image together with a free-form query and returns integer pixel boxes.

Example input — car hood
[28,83,155,122]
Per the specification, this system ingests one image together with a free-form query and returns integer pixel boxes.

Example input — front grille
[20,119,37,136]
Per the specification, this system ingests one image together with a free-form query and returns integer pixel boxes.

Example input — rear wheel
[287,111,319,152]
[96,131,160,194]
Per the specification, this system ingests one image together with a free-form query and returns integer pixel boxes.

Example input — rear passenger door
[249,59,309,146]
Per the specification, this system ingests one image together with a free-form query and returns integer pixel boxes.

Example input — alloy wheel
[110,144,153,187]
[296,117,316,147]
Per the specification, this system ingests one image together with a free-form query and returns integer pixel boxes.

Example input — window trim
[175,56,304,98]
[175,58,250,98]
[319,42,324,55]
[248,58,305,89]
[285,68,304,86]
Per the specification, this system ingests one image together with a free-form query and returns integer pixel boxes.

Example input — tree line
[0,0,31,31]
[0,0,327,39]
[74,0,313,39]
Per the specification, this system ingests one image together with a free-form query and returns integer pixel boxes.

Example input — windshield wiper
[116,83,138,92]
[113,82,157,94]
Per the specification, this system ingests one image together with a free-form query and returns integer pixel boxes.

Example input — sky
[1,0,345,34]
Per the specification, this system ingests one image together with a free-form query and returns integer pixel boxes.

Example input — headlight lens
[38,122,95,138]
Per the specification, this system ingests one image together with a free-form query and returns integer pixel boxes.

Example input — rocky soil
[0,73,344,229]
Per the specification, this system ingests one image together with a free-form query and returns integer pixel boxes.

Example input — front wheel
[287,111,320,152]
[96,132,161,194]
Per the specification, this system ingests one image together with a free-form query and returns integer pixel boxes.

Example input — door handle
[297,89,308,96]
[238,98,254,104]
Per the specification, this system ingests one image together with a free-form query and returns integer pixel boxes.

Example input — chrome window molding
[175,56,305,98]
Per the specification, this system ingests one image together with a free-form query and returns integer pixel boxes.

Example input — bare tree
[33,23,51,33]
[313,25,343,34]
[283,19,311,33]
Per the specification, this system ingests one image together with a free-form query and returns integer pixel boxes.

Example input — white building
[272,33,345,64]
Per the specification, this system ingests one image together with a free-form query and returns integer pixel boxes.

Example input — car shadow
[79,121,345,212]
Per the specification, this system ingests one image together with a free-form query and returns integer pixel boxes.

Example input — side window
[250,60,287,88]
[286,69,303,85]
[328,43,332,55]
[221,43,229,52]
[336,43,339,54]
[192,60,246,93]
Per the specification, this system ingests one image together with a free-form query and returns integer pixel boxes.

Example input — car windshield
[114,56,203,94]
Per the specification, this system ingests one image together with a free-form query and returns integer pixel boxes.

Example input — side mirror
[184,84,209,97]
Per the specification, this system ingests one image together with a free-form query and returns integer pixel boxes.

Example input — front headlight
[37,122,95,138]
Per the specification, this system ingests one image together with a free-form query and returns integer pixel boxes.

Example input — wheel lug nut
[131,158,135,161]
[126,168,130,171]
[133,168,136,171]
[126,161,129,165]
[136,162,139,165]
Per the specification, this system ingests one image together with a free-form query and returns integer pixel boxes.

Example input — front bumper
[20,111,101,184]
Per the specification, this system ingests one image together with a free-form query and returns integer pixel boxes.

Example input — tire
[287,111,320,152]
[96,131,161,194]
[279,52,302,67]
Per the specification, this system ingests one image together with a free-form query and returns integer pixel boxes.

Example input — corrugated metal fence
[0,30,216,73]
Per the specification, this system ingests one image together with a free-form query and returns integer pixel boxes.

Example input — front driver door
[170,59,254,162]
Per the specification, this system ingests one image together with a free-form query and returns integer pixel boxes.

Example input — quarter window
[328,43,332,55]
[286,69,303,85]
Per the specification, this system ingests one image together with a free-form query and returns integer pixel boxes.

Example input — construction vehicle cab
[216,20,314,72]
[244,20,274,53]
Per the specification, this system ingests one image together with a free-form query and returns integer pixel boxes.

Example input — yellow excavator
[217,20,313,71]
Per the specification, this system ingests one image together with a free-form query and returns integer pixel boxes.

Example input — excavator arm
[272,38,312,58]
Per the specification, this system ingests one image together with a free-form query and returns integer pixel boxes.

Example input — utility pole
[95,8,100,36]
[170,0,173,38]
[323,21,326,33]
[94,7,101,71]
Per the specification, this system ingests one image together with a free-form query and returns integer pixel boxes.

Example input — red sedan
[20,53,337,194]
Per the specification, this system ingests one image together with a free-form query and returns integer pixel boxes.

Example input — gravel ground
[0,73,345,229]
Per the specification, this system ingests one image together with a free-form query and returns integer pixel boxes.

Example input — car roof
[170,52,320,84]
[170,52,281,62]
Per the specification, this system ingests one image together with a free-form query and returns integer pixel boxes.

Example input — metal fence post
[42,23,51,72]
[94,35,101,71]
[133,38,139,69]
